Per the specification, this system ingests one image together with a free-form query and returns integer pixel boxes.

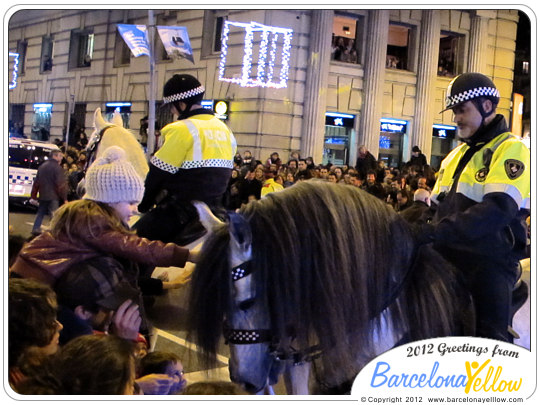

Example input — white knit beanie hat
[83,146,145,203]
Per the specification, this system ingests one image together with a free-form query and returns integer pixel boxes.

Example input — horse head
[87,107,149,180]
[194,202,278,393]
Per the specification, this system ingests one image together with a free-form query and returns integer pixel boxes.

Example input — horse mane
[187,180,464,386]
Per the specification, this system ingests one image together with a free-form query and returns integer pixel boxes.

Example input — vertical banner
[156,26,194,63]
[117,24,150,57]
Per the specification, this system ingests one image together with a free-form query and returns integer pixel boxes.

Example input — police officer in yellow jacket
[423,73,530,342]
[134,74,237,245]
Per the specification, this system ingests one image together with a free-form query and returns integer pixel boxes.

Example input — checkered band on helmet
[163,85,205,104]
[162,74,205,105]
[441,72,500,112]
[445,87,500,108]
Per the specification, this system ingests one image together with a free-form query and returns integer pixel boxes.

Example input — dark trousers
[32,199,59,233]
[438,248,521,342]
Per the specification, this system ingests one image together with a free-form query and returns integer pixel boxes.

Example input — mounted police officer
[134,74,237,245]
[424,72,530,342]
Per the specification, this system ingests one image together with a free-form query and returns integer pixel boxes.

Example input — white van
[8,137,60,204]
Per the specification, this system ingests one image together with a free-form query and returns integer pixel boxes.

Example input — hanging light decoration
[218,21,293,89]
[9,52,20,90]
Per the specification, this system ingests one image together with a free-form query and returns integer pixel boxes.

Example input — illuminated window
[69,29,94,69]
[40,35,54,73]
[386,23,413,71]
[438,31,465,77]
[331,13,364,64]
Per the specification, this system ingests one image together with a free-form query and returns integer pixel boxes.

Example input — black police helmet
[441,72,500,113]
[163,74,205,105]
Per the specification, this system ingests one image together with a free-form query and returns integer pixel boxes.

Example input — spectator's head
[298,159,308,171]
[50,149,64,164]
[139,352,186,394]
[417,176,428,190]
[54,260,140,334]
[9,279,62,370]
[366,170,377,185]
[412,145,421,156]
[83,146,144,225]
[290,151,300,161]
[334,166,343,178]
[397,189,410,206]
[350,173,363,187]
[287,159,298,170]
[19,334,136,395]
[328,173,338,183]
[243,150,252,160]
[413,188,431,206]
[286,172,295,183]
[319,167,329,179]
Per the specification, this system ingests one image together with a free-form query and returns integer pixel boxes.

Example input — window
[113,31,131,67]
[40,35,54,73]
[331,13,364,64]
[69,29,94,69]
[386,23,412,70]
[16,40,27,75]
[201,10,228,58]
[438,31,465,77]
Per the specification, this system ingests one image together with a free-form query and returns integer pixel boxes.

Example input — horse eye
[238,299,255,311]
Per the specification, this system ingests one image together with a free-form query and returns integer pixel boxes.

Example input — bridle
[223,260,322,365]
[221,214,419,367]
[84,124,115,173]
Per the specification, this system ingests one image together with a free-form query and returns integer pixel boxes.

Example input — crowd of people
[224,147,436,221]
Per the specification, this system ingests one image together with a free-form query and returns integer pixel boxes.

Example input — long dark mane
[187,180,466,387]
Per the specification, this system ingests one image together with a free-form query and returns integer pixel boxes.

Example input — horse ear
[193,201,224,232]
[112,109,123,127]
[94,108,107,130]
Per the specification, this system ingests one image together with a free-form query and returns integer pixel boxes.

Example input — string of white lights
[218,21,293,89]
[9,52,20,90]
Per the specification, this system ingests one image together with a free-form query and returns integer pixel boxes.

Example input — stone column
[411,10,440,161]
[357,10,389,159]
[467,11,495,73]
[301,10,333,162]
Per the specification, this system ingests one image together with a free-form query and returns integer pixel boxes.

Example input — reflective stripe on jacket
[150,114,237,173]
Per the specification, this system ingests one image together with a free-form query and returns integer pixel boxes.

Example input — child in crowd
[18,334,137,395]
[10,146,198,291]
[138,351,187,394]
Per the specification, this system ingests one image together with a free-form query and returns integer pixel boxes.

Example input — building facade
[8,8,521,168]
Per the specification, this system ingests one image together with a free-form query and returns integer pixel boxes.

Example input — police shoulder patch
[504,159,525,180]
